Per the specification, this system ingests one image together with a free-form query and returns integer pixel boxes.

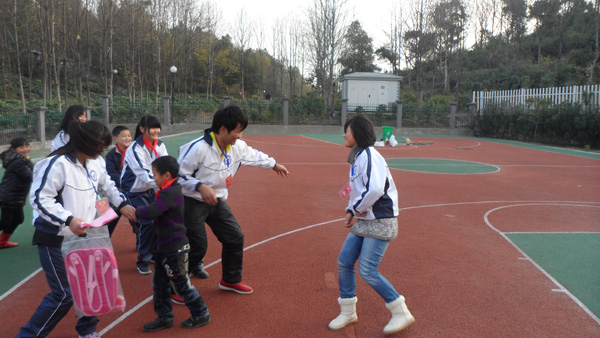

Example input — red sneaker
[219,280,253,294]
[171,294,185,305]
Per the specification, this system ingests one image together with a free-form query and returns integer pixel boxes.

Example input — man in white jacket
[178,106,289,294]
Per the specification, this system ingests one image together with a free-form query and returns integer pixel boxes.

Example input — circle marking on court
[387,158,499,174]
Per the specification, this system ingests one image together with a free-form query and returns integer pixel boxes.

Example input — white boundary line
[5,200,599,331]
[483,203,600,326]
[0,268,42,302]
[99,218,343,335]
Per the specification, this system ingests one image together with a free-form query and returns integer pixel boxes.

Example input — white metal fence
[473,85,600,111]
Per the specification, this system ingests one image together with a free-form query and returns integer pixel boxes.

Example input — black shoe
[143,317,173,332]
[190,266,209,279]
[137,263,152,275]
[181,313,211,329]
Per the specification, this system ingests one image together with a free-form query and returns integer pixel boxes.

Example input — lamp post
[112,69,118,103]
[170,65,177,101]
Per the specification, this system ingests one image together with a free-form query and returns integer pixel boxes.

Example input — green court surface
[386,158,499,174]
[507,233,600,317]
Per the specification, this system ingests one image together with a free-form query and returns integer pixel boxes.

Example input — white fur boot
[383,296,415,335]
[328,297,358,330]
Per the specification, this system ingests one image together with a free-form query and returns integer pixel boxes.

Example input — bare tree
[473,0,502,46]
[431,0,467,92]
[591,0,600,83]
[307,0,349,108]
[272,17,287,97]
[404,0,435,105]
[287,17,301,97]
[254,18,268,97]
[11,0,26,113]
[377,4,404,76]
[234,8,253,100]
[203,2,223,99]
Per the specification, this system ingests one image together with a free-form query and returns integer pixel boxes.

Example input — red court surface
[1,135,599,337]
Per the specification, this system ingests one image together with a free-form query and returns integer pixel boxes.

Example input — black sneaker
[190,266,209,279]
[143,317,173,332]
[181,314,211,329]
[137,264,152,275]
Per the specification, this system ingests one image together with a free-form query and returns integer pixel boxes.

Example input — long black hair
[58,105,86,133]
[49,120,112,159]
[134,115,161,140]
[344,114,376,149]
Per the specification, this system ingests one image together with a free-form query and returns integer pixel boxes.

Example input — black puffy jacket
[0,150,34,207]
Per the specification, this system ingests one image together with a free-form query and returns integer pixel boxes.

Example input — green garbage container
[382,126,393,141]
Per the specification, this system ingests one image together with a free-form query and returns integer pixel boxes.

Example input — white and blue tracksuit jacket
[347,147,398,220]
[30,152,128,238]
[50,130,69,152]
[120,137,168,193]
[178,129,276,201]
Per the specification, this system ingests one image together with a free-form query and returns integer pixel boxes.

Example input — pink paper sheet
[81,208,118,228]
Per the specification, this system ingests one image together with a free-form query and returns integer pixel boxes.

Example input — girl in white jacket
[328,115,415,335]
[50,104,88,152]
[120,115,168,274]
[18,120,136,338]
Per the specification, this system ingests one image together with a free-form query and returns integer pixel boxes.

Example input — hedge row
[478,103,600,149]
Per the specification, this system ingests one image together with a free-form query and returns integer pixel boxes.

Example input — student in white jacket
[50,105,88,152]
[17,120,136,338]
[120,115,168,275]
[328,115,415,335]
[178,105,289,294]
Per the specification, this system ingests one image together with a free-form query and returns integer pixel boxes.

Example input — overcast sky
[214,0,402,71]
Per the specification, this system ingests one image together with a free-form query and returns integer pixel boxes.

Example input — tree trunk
[12,0,26,113]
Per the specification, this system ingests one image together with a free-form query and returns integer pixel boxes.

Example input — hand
[198,184,218,206]
[355,210,368,217]
[69,217,87,236]
[273,164,290,177]
[344,213,355,228]
[120,205,137,222]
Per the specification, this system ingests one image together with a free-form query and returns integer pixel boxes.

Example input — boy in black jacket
[135,156,210,331]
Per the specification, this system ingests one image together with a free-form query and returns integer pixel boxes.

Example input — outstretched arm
[272,163,290,177]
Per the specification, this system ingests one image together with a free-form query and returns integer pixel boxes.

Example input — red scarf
[155,177,177,200]
[115,144,128,170]
[142,136,159,158]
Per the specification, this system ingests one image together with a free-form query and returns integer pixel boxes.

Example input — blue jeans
[17,245,98,337]
[337,232,400,303]
[152,244,209,319]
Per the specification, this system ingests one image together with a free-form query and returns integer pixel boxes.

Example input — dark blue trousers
[17,245,98,337]
[129,190,156,267]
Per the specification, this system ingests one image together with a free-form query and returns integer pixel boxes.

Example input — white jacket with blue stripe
[30,153,127,237]
[178,129,276,202]
[120,137,168,193]
[347,147,398,220]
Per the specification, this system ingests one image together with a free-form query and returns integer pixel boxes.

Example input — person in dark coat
[0,137,34,248]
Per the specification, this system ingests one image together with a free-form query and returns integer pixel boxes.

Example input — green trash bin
[382,126,393,141]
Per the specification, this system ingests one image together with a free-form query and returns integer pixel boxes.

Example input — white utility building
[341,72,403,111]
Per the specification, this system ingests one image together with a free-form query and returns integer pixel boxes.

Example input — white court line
[504,232,599,234]
[0,268,42,302]
[483,203,600,326]
[496,164,600,168]
[99,218,343,335]
[6,200,599,330]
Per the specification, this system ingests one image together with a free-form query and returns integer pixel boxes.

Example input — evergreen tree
[338,21,380,75]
